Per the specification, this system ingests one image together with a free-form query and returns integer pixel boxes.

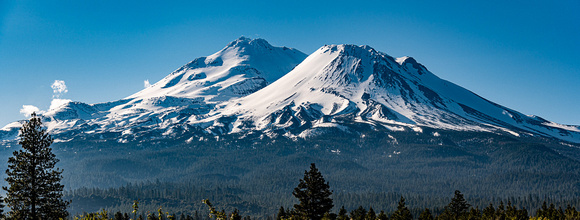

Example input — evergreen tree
[132,200,140,220]
[446,190,470,219]
[519,208,528,220]
[390,196,412,220]
[292,163,333,220]
[537,201,548,218]
[367,207,376,220]
[350,206,367,220]
[418,208,433,220]
[482,203,495,219]
[0,195,4,219]
[377,211,388,220]
[277,206,287,220]
[467,207,481,220]
[503,201,527,220]
[230,209,242,220]
[555,206,565,220]
[322,212,337,220]
[337,206,348,220]
[114,211,124,220]
[564,205,579,219]
[505,201,516,218]
[495,201,505,220]
[3,113,69,219]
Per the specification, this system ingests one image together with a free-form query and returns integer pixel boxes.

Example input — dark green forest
[65,163,580,220]
[2,125,580,219]
[64,179,580,219]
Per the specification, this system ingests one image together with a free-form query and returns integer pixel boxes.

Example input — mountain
[3,38,580,214]
[1,37,307,143]
[198,44,580,143]
[1,37,579,145]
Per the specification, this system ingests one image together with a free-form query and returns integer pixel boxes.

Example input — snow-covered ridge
[128,36,306,102]
[201,43,580,143]
[1,38,579,144]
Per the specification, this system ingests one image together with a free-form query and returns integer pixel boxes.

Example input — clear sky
[1,0,579,127]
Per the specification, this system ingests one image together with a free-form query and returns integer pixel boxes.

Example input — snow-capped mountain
[199,44,580,143]
[1,37,307,142]
[1,38,579,144]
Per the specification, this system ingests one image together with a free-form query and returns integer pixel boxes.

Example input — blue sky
[1,0,579,127]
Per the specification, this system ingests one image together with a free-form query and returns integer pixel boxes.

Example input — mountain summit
[1,38,579,145]
[199,44,580,143]
[0,37,307,142]
[129,36,307,102]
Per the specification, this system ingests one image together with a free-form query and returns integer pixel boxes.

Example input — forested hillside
[47,127,580,218]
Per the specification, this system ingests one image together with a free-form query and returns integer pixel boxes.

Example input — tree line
[70,163,580,220]
[2,114,580,220]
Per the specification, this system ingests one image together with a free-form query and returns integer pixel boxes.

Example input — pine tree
[367,207,376,220]
[277,206,287,220]
[292,163,333,220]
[114,211,124,220]
[321,212,336,220]
[3,113,69,219]
[564,205,579,219]
[337,206,348,220]
[377,211,388,220]
[418,208,433,220]
[390,196,412,220]
[350,206,367,220]
[495,201,506,220]
[482,203,495,219]
[0,195,4,219]
[446,190,470,219]
[467,207,481,220]
[230,209,242,220]
[537,201,548,218]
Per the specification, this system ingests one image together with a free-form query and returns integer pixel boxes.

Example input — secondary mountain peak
[128,37,307,101]
[0,37,307,141]
[225,36,274,51]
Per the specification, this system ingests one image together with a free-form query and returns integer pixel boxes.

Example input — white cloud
[17,81,73,118]
[144,80,152,88]
[49,99,72,110]
[19,105,40,117]
[51,80,68,98]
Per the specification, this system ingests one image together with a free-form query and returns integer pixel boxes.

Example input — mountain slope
[200,44,580,143]
[1,39,579,145]
[129,36,306,101]
[2,38,580,214]
[2,38,580,203]
[0,37,307,143]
